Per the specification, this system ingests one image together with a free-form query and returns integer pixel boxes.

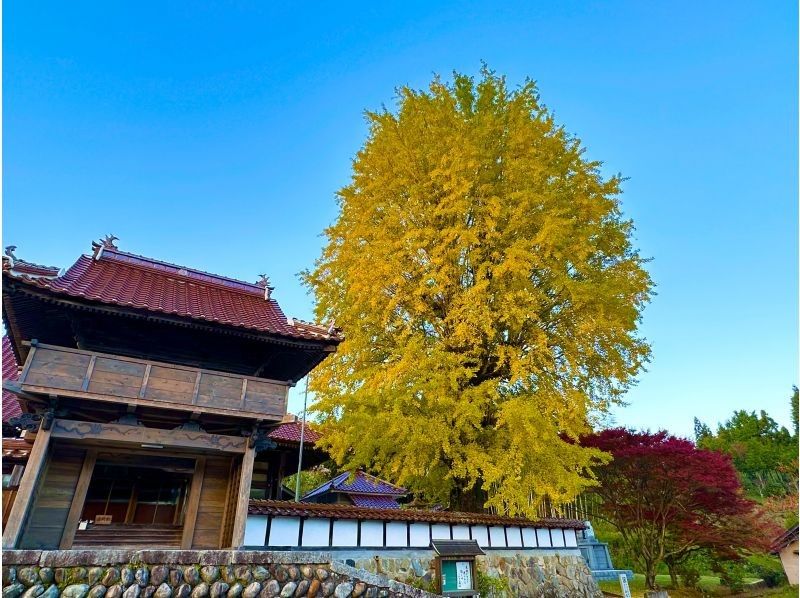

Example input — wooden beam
[59,448,97,548]
[1,425,52,548]
[181,456,206,549]
[50,418,248,453]
[230,445,256,548]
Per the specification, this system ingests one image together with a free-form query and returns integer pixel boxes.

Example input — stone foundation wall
[332,549,600,597]
[481,551,601,597]
[1,551,437,598]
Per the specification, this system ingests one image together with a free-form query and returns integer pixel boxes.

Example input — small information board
[619,573,632,598]
[432,539,484,596]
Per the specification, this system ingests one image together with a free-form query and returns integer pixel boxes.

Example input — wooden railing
[14,343,289,421]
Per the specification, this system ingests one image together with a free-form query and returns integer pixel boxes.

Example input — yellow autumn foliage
[304,68,652,516]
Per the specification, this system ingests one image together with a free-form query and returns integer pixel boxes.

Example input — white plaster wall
[506,526,523,547]
[431,524,451,539]
[536,528,552,547]
[521,527,538,548]
[551,529,566,547]
[301,518,331,546]
[409,523,430,547]
[385,522,408,547]
[244,515,268,546]
[360,521,384,547]
[489,526,506,547]
[564,528,578,547]
[452,525,470,540]
[268,517,300,546]
[332,519,359,546]
[471,526,489,548]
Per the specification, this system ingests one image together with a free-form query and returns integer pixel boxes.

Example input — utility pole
[294,375,309,502]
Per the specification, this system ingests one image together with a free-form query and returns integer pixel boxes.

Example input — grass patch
[597,573,772,597]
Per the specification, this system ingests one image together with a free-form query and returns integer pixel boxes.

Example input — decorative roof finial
[4,246,17,261]
[256,274,275,300]
[102,234,119,249]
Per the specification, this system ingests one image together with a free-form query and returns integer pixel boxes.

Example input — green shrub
[713,560,748,594]
[476,570,509,598]
[745,553,787,588]
[407,576,437,592]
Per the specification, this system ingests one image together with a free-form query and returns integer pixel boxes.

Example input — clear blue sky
[4,2,797,437]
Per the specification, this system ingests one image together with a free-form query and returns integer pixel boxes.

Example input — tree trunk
[667,563,679,588]
[450,480,487,512]
[644,562,658,591]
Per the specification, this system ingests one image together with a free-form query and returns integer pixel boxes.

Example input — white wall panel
[506,526,523,547]
[452,525,470,540]
[489,526,506,547]
[521,527,538,548]
[268,517,300,546]
[301,518,331,546]
[536,528,552,547]
[385,522,408,547]
[409,523,430,547]
[244,515,268,546]
[551,528,566,547]
[332,519,359,546]
[470,525,489,548]
[360,521,384,547]
[431,524,451,539]
[564,528,578,547]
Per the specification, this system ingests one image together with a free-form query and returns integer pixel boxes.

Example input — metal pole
[294,375,309,502]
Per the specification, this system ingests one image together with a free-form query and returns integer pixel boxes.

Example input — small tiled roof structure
[2,240,341,343]
[302,470,407,508]
[248,499,587,529]
[268,420,322,445]
[2,336,22,422]
[432,539,485,556]
[771,525,799,554]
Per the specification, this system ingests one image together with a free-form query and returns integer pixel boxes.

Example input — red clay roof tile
[268,421,322,444]
[4,245,342,343]
[2,336,22,422]
[248,499,586,529]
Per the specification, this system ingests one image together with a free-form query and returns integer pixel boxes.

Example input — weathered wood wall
[18,447,85,549]
[18,344,288,420]
[191,455,235,549]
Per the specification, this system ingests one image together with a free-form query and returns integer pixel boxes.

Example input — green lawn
[597,573,785,598]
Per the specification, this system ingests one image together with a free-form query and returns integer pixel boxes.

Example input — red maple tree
[580,429,777,589]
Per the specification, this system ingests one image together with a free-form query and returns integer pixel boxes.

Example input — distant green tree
[696,409,796,498]
[791,386,798,438]
[693,417,711,442]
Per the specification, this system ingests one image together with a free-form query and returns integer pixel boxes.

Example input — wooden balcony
[11,343,289,421]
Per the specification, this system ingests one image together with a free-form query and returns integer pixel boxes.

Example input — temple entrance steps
[73,523,182,548]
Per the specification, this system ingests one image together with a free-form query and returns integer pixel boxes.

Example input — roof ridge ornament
[256,274,275,300]
[91,234,118,260]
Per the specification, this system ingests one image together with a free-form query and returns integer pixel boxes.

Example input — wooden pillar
[230,444,256,548]
[59,448,97,548]
[181,456,206,549]
[1,425,52,549]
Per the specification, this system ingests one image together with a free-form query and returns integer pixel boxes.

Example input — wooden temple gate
[1,239,341,550]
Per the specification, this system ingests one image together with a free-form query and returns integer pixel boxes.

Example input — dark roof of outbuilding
[771,525,799,554]
[248,499,586,529]
[431,539,486,556]
[3,240,341,343]
[303,470,407,500]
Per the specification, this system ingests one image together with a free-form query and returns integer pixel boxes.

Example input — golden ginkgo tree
[304,68,653,516]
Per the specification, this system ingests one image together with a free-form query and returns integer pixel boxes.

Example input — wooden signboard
[95,515,113,525]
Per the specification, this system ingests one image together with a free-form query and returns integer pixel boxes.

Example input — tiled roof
[771,525,799,553]
[303,471,407,501]
[268,421,321,444]
[3,243,342,343]
[248,499,587,529]
[2,336,22,422]
[350,495,402,509]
